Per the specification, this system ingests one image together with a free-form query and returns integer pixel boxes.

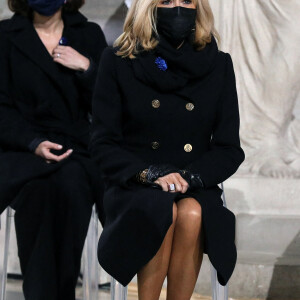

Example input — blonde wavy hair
[114,0,219,58]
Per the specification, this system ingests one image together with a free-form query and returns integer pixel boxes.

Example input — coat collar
[6,11,87,118]
[131,34,219,99]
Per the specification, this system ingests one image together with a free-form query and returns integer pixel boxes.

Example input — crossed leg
[167,197,204,300]
[137,197,204,300]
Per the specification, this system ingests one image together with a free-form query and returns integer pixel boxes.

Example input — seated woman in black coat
[0,0,107,299]
[90,0,245,299]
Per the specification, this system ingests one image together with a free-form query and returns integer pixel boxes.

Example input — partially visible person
[0,0,107,299]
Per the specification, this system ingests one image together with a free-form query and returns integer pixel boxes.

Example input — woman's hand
[154,172,189,193]
[52,46,90,72]
[35,141,73,164]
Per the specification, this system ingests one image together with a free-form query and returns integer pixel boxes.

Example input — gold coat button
[152,99,160,108]
[186,103,195,111]
[151,141,160,149]
[184,144,193,152]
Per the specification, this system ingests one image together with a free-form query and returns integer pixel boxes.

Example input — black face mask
[28,0,65,16]
[156,6,197,46]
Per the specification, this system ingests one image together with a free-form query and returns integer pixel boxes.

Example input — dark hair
[8,0,84,16]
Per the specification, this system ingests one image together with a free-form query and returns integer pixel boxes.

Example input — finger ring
[57,53,61,58]
[168,184,175,191]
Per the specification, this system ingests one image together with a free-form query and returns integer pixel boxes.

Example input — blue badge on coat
[155,57,168,71]
[59,37,68,46]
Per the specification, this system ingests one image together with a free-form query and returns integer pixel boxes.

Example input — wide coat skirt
[98,181,235,287]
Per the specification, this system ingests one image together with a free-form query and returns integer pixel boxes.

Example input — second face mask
[28,0,66,16]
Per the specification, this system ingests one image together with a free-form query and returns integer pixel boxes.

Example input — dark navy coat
[0,11,107,224]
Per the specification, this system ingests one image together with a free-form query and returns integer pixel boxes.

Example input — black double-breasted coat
[90,35,245,287]
[0,11,107,224]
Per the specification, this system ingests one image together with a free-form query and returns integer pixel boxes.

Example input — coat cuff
[75,57,96,81]
[180,168,205,189]
[28,137,47,153]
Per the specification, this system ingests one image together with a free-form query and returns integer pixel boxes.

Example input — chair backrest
[211,182,229,300]
[220,182,227,208]
[0,207,15,300]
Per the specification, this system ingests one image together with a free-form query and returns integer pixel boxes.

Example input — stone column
[203,1,300,298]
[210,0,300,178]
[0,0,11,20]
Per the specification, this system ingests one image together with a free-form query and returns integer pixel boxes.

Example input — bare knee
[176,198,202,228]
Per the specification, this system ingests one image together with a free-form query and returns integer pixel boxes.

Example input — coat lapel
[8,13,87,118]
[11,24,66,84]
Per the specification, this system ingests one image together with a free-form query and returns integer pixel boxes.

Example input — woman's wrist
[28,137,48,153]
[179,169,204,189]
[78,56,90,72]
[136,168,149,184]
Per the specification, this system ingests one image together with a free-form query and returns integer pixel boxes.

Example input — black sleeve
[0,32,46,152]
[89,48,148,187]
[184,53,245,188]
[75,23,108,111]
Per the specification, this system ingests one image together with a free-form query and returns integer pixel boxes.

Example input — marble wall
[210,0,300,180]
[0,0,11,18]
